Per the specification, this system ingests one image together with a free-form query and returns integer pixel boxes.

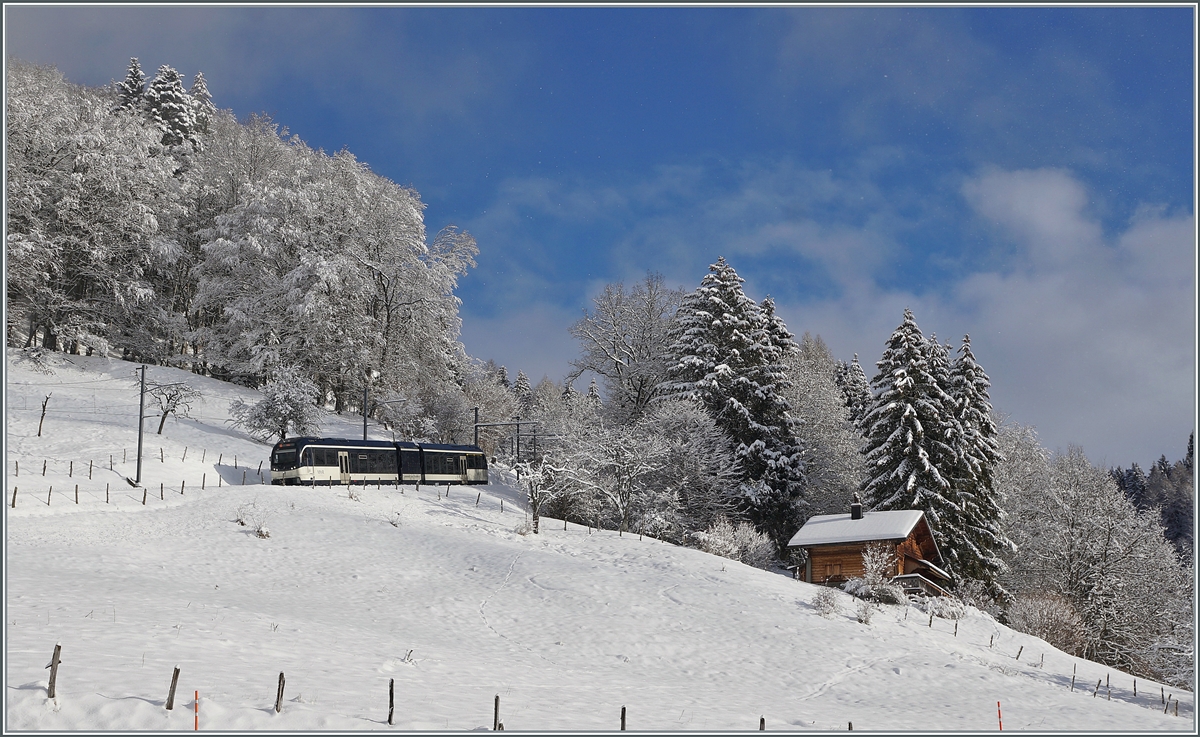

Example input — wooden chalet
[786,497,952,597]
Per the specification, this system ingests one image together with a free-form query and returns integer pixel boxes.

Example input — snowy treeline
[1109,435,1194,561]
[995,425,1194,688]
[7,57,479,424]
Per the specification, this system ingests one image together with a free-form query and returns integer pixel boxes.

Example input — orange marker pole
[195,690,199,730]
[996,701,1002,731]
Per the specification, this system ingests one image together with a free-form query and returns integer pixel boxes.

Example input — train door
[338,451,350,485]
[459,455,468,484]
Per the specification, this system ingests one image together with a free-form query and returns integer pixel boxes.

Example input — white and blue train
[269,437,488,486]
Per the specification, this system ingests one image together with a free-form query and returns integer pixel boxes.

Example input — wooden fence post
[166,666,180,710]
[1093,678,1101,697]
[848,722,853,731]
[1015,646,1023,661]
[182,447,187,462]
[14,460,17,477]
[621,705,626,731]
[181,481,185,495]
[160,447,164,463]
[89,460,93,479]
[242,471,246,485]
[275,672,285,713]
[258,461,263,475]
[1070,663,1075,691]
[47,486,52,506]
[388,678,394,725]
[160,483,164,500]
[494,694,500,730]
[74,485,78,504]
[202,474,205,490]
[46,643,62,698]
[69,460,73,477]
[143,489,147,505]
[759,716,765,730]
[11,486,16,509]
[43,460,47,476]
[234,455,237,469]
[476,493,481,507]
[106,484,109,504]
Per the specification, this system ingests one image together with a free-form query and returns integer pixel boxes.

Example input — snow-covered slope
[4,351,1194,731]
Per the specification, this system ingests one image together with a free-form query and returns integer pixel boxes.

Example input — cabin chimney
[850,492,863,520]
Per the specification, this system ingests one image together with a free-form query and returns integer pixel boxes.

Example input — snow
[4,350,1194,731]
[787,510,926,548]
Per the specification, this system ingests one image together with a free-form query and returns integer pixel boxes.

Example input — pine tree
[143,64,197,147]
[859,309,960,545]
[946,334,1011,597]
[188,71,215,134]
[660,257,803,550]
[114,57,145,113]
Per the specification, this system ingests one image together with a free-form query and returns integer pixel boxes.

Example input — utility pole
[473,407,480,447]
[515,415,521,464]
[135,364,147,485]
[363,385,368,441]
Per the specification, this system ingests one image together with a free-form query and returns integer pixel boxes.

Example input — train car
[270,437,488,486]
[419,442,490,485]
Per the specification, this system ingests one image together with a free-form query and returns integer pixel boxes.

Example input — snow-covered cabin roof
[786,509,927,548]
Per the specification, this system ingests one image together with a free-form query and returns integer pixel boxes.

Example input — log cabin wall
[808,543,894,583]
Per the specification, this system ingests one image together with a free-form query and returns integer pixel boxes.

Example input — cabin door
[338,452,351,485]
[459,455,468,484]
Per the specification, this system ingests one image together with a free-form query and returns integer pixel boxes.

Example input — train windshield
[271,447,299,470]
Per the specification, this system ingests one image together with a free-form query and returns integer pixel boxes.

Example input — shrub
[855,599,875,624]
[813,586,840,619]
[690,517,776,569]
[912,595,967,620]
[1004,591,1086,656]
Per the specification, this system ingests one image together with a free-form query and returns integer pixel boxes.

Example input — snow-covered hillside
[4,350,1194,731]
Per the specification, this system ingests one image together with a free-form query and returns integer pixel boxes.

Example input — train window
[271,449,297,470]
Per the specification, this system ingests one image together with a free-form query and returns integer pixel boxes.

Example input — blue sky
[5,5,1196,469]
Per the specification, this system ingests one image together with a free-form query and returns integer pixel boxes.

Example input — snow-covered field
[4,350,1194,731]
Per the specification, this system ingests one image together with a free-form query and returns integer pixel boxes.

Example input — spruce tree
[188,71,215,134]
[860,309,961,547]
[586,378,602,408]
[836,354,871,429]
[114,57,145,113]
[660,257,803,550]
[143,64,197,147]
[512,370,533,413]
[947,334,1011,597]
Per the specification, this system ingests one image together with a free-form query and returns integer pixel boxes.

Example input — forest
[5,57,1194,688]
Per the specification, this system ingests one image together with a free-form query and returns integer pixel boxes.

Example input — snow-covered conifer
[512,371,533,413]
[114,57,145,112]
[859,309,961,549]
[188,71,215,134]
[836,354,872,430]
[586,378,602,408]
[659,257,804,550]
[144,64,197,147]
[946,334,1011,597]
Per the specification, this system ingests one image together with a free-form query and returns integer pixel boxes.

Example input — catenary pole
[135,364,147,485]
